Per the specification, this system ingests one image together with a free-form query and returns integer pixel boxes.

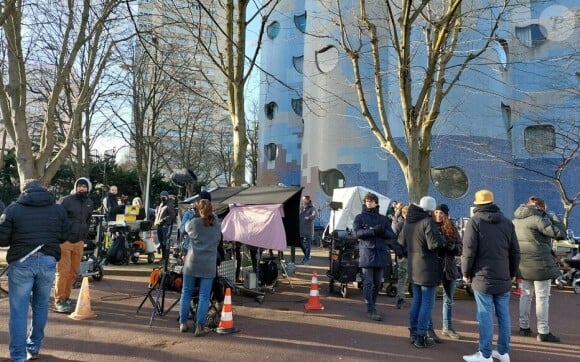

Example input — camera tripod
[136,227,180,327]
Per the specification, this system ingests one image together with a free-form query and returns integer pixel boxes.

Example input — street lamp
[143,136,158,224]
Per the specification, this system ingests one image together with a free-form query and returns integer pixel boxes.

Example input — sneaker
[26,351,39,360]
[413,334,435,348]
[426,329,442,343]
[179,323,188,333]
[537,332,560,343]
[519,327,532,337]
[396,298,404,309]
[54,301,73,313]
[442,328,461,340]
[491,350,510,362]
[462,351,492,362]
[194,323,211,337]
[367,310,382,321]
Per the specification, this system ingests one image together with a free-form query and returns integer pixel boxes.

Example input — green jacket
[512,204,566,281]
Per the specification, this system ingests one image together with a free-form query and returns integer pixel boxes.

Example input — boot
[409,328,417,344]
[194,323,211,337]
[413,334,435,348]
[427,329,442,343]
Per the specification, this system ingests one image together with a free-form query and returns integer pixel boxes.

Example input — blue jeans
[361,267,383,312]
[409,284,436,336]
[442,278,456,329]
[157,225,170,260]
[8,253,57,362]
[473,290,511,359]
[301,236,312,262]
[179,274,213,325]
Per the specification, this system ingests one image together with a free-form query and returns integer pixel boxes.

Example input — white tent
[328,186,391,232]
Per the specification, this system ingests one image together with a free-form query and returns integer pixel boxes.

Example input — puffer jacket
[513,204,566,281]
[0,182,69,263]
[462,204,520,295]
[58,178,94,242]
[354,204,396,268]
[398,204,446,286]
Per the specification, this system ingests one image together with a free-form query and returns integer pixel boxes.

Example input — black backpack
[106,235,129,265]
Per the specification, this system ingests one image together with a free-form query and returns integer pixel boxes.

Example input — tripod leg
[148,272,168,326]
[278,258,293,289]
[136,276,160,314]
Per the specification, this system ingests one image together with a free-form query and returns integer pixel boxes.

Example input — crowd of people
[0,179,570,361]
[349,189,567,362]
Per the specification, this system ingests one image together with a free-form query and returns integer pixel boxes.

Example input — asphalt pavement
[1,247,579,361]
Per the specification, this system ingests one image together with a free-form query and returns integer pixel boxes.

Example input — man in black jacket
[462,190,520,362]
[353,192,395,322]
[54,177,94,313]
[0,180,69,361]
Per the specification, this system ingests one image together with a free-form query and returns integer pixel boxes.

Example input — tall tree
[329,0,510,201]
[151,0,280,186]
[0,0,127,186]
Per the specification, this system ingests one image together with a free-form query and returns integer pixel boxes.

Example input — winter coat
[0,182,69,263]
[154,199,177,227]
[354,205,396,268]
[103,192,118,220]
[437,219,462,281]
[513,204,566,281]
[397,204,446,286]
[299,203,317,237]
[183,217,221,278]
[58,178,94,242]
[462,204,520,295]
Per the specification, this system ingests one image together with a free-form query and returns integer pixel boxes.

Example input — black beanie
[199,190,211,201]
[436,203,449,215]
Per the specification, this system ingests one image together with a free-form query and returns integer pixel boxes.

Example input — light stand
[136,226,179,326]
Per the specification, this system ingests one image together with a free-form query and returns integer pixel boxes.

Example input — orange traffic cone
[305,270,324,311]
[216,287,240,335]
[69,277,97,320]
[513,278,523,297]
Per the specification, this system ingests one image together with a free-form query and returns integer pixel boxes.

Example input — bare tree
[0,0,128,186]
[328,0,510,202]
[149,0,280,186]
[246,119,259,186]
[457,116,579,227]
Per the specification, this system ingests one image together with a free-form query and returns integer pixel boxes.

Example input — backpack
[106,235,129,265]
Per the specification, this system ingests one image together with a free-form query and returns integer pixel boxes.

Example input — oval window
[430,166,468,199]
[264,143,278,161]
[267,21,280,39]
[319,169,346,196]
[291,98,303,116]
[316,45,339,73]
[264,102,278,120]
[294,12,307,33]
[292,55,304,74]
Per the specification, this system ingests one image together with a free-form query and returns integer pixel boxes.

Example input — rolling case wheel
[92,265,104,281]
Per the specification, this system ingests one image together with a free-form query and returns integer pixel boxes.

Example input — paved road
[1,248,579,361]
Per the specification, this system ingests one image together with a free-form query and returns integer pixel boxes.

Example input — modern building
[135,0,230,184]
[258,1,579,230]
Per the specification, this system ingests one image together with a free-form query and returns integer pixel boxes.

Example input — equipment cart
[326,230,360,298]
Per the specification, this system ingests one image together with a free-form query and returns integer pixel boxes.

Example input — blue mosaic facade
[258,1,579,231]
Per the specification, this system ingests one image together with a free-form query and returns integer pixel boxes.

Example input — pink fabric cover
[221,204,287,251]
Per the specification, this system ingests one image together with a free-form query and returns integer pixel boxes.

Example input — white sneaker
[463,351,492,362]
[492,350,510,362]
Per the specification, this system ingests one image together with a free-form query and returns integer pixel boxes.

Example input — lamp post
[102,148,117,196]
[143,136,157,223]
